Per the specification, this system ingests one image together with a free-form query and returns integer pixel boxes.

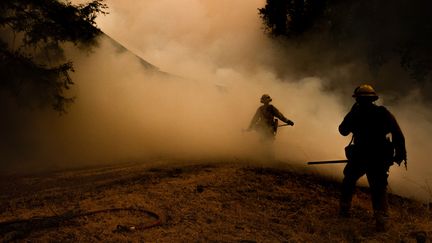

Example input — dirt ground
[0,160,431,242]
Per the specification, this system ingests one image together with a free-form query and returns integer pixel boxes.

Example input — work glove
[287,120,294,126]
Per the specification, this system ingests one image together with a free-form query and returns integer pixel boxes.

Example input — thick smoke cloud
[1,0,431,201]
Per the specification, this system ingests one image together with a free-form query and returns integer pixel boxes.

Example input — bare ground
[0,160,431,242]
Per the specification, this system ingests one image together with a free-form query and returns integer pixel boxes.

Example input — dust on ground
[0,161,430,242]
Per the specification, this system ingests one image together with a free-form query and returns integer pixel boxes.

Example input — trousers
[340,159,390,215]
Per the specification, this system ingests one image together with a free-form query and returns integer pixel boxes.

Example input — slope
[0,161,430,242]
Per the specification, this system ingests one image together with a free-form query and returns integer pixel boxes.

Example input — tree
[259,0,432,89]
[0,0,107,113]
[259,0,327,37]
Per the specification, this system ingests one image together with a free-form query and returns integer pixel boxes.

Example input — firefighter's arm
[272,106,294,126]
[387,110,407,166]
[339,102,361,135]
[339,111,354,136]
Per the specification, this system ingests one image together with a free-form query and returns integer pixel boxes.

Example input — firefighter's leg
[340,162,365,217]
[366,166,390,231]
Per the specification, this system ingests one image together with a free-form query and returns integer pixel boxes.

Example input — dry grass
[0,161,431,242]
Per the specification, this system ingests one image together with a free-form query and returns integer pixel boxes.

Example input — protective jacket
[339,102,406,164]
[248,104,292,135]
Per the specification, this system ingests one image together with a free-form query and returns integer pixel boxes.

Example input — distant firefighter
[247,94,294,140]
[338,84,407,232]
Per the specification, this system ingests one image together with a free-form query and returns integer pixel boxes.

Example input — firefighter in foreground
[247,94,294,140]
[338,84,407,231]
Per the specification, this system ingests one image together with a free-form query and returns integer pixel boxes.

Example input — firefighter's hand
[287,120,294,126]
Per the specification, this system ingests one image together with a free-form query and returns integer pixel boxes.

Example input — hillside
[0,161,430,242]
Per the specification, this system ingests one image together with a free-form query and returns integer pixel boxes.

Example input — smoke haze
[1,0,432,201]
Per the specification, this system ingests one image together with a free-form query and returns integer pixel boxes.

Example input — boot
[374,211,388,232]
[372,192,389,232]
[339,201,351,218]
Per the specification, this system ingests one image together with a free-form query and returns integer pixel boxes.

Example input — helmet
[260,94,272,103]
[352,84,378,101]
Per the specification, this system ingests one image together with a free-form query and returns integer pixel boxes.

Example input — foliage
[0,0,107,113]
[259,0,432,84]
[259,0,327,37]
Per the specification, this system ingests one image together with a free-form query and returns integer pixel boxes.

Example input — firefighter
[247,94,294,140]
[338,84,407,231]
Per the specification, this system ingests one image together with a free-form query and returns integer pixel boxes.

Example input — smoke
[1,0,431,201]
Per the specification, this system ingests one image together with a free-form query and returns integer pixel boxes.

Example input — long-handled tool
[307,160,348,165]
[307,159,407,170]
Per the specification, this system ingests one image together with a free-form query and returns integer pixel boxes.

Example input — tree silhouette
[0,0,107,113]
[259,0,327,37]
[259,0,432,86]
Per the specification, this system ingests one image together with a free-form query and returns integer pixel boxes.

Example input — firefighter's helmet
[352,84,378,101]
[260,94,272,103]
